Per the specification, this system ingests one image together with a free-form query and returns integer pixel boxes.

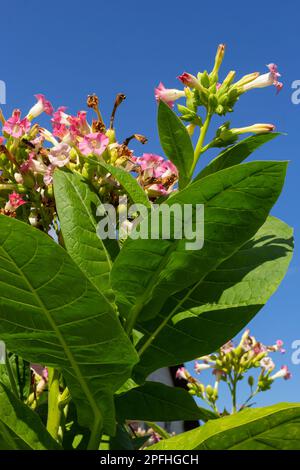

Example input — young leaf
[111,161,287,328]
[0,216,138,435]
[158,100,194,189]
[115,381,216,422]
[53,169,118,302]
[196,133,280,180]
[148,403,300,450]
[134,216,293,379]
[0,382,60,449]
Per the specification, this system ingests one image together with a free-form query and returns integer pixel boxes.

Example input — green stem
[145,421,170,440]
[229,372,238,414]
[46,368,62,442]
[87,416,103,450]
[240,388,259,410]
[5,352,19,398]
[190,113,212,175]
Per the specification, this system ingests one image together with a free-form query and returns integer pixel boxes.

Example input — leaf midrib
[129,164,279,330]
[64,172,113,272]
[0,236,102,425]
[204,405,300,450]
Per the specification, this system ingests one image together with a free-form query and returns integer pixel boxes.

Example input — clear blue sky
[1,0,299,408]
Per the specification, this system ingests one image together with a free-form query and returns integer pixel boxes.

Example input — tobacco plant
[0,45,297,450]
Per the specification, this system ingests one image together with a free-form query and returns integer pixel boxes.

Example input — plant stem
[5,352,19,398]
[145,421,170,440]
[87,415,103,450]
[240,389,259,410]
[46,368,62,442]
[190,113,212,176]
[229,371,238,414]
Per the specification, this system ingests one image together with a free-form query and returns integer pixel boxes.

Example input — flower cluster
[155,44,282,151]
[0,92,178,232]
[133,153,178,197]
[176,330,291,415]
[0,44,283,237]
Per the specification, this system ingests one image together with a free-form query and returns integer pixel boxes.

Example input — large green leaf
[148,403,300,450]
[87,158,151,208]
[0,354,30,400]
[196,133,279,180]
[115,381,216,422]
[158,100,194,188]
[0,216,138,434]
[0,381,60,449]
[134,216,293,379]
[53,170,118,302]
[111,161,287,329]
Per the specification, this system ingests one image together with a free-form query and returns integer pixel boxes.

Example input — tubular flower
[134,153,178,196]
[177,72,200,89]
[176,367,190,381]
[48,142,71,167]
[231,123,275,135]
[154,82,185,108]
[51,106,70,138]
[69,111,90,137]
[39,128,59,146]
[20,152,47,174]
[270,365,292,381]
[78,132,109,156]
[194,362,213,373]
[27,94,54,120]
[260,357,275,371]
[3,109,31,138]
[43,164,56,185]
[275,339,286,354]
[242,64,283,94]
[5,192,26,212]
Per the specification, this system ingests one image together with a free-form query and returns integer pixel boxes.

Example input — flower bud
[231,123,275,135]
[106,128,116,144]
[210,44,226,81]
[248,376,254,387]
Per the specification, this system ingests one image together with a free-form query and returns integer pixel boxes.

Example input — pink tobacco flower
[194,361,212,373]
[5,192,26,212]
[51,106,69,126]
[154,82,185,108]
[275,339,286,354]
[260,357,275,371]
[3,109,31,138]
[135,153,178,197]
[270,365,292,381]
[27,94,54,120]
[242,63,283,94]
[69,111,90,137]
[51,106,71,139]
[177,72,200,89]
[20,152,47,174]
[253,342,267,355]
[176,367,189,381]
[221,341,234,355]
[136,153,178,179]
[43,164,56,186]
[78,132,109,156]
[146,183,169,197]
[48,142,71,167]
